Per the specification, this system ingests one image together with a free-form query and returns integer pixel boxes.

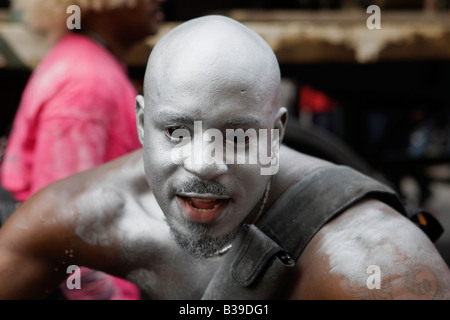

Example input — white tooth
[192,204,220,212]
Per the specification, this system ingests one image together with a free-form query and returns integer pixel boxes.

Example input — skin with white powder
[291,199,449,299]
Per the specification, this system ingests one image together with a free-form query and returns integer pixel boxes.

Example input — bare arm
[0,193,78,299]
[0,169,127,298]
[291,199,450,300]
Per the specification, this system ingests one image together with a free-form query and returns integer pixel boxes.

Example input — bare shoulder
[291,199,450,299]
[28,149,147,225]
[1,150,150,265]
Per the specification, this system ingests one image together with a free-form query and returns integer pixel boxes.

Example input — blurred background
[1,0,449,265]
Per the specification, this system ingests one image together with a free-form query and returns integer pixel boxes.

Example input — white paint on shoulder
[73,187,125,247]
[317,202,440,288]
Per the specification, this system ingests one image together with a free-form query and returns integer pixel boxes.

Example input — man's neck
[81,16,132,63]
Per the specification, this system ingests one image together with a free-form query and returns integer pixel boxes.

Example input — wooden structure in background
[1,9,450,70]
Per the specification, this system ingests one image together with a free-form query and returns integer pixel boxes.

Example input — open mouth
[177,195,230,224]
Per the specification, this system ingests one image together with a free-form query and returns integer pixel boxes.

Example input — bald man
[0,15,449,300]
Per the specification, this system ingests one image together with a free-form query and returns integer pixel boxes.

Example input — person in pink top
[1,0,166,299]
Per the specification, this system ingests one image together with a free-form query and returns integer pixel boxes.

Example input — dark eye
[164,127,176,138]
[164,127,190,143]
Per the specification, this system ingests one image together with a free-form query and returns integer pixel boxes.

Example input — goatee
[167,218,240,259]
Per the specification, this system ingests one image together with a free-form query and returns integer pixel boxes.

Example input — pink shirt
[0,33,141,300]
[1,33,141,202]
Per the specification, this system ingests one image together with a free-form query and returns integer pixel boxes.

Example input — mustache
[175,178,230,197]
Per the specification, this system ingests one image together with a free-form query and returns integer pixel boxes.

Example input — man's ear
[274,107,288,143]
[135,95,145,146]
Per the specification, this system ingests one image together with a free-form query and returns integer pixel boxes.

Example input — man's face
[139,68,278,258]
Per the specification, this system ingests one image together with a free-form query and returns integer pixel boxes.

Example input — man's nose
[183,143,229,181]
[184,161,228,181]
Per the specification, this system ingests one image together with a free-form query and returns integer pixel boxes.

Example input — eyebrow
[225,117,263,127]
[154,111,193,125]
[154,110,263,127]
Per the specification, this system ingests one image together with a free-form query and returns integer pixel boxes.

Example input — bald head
[144,15,281,116]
